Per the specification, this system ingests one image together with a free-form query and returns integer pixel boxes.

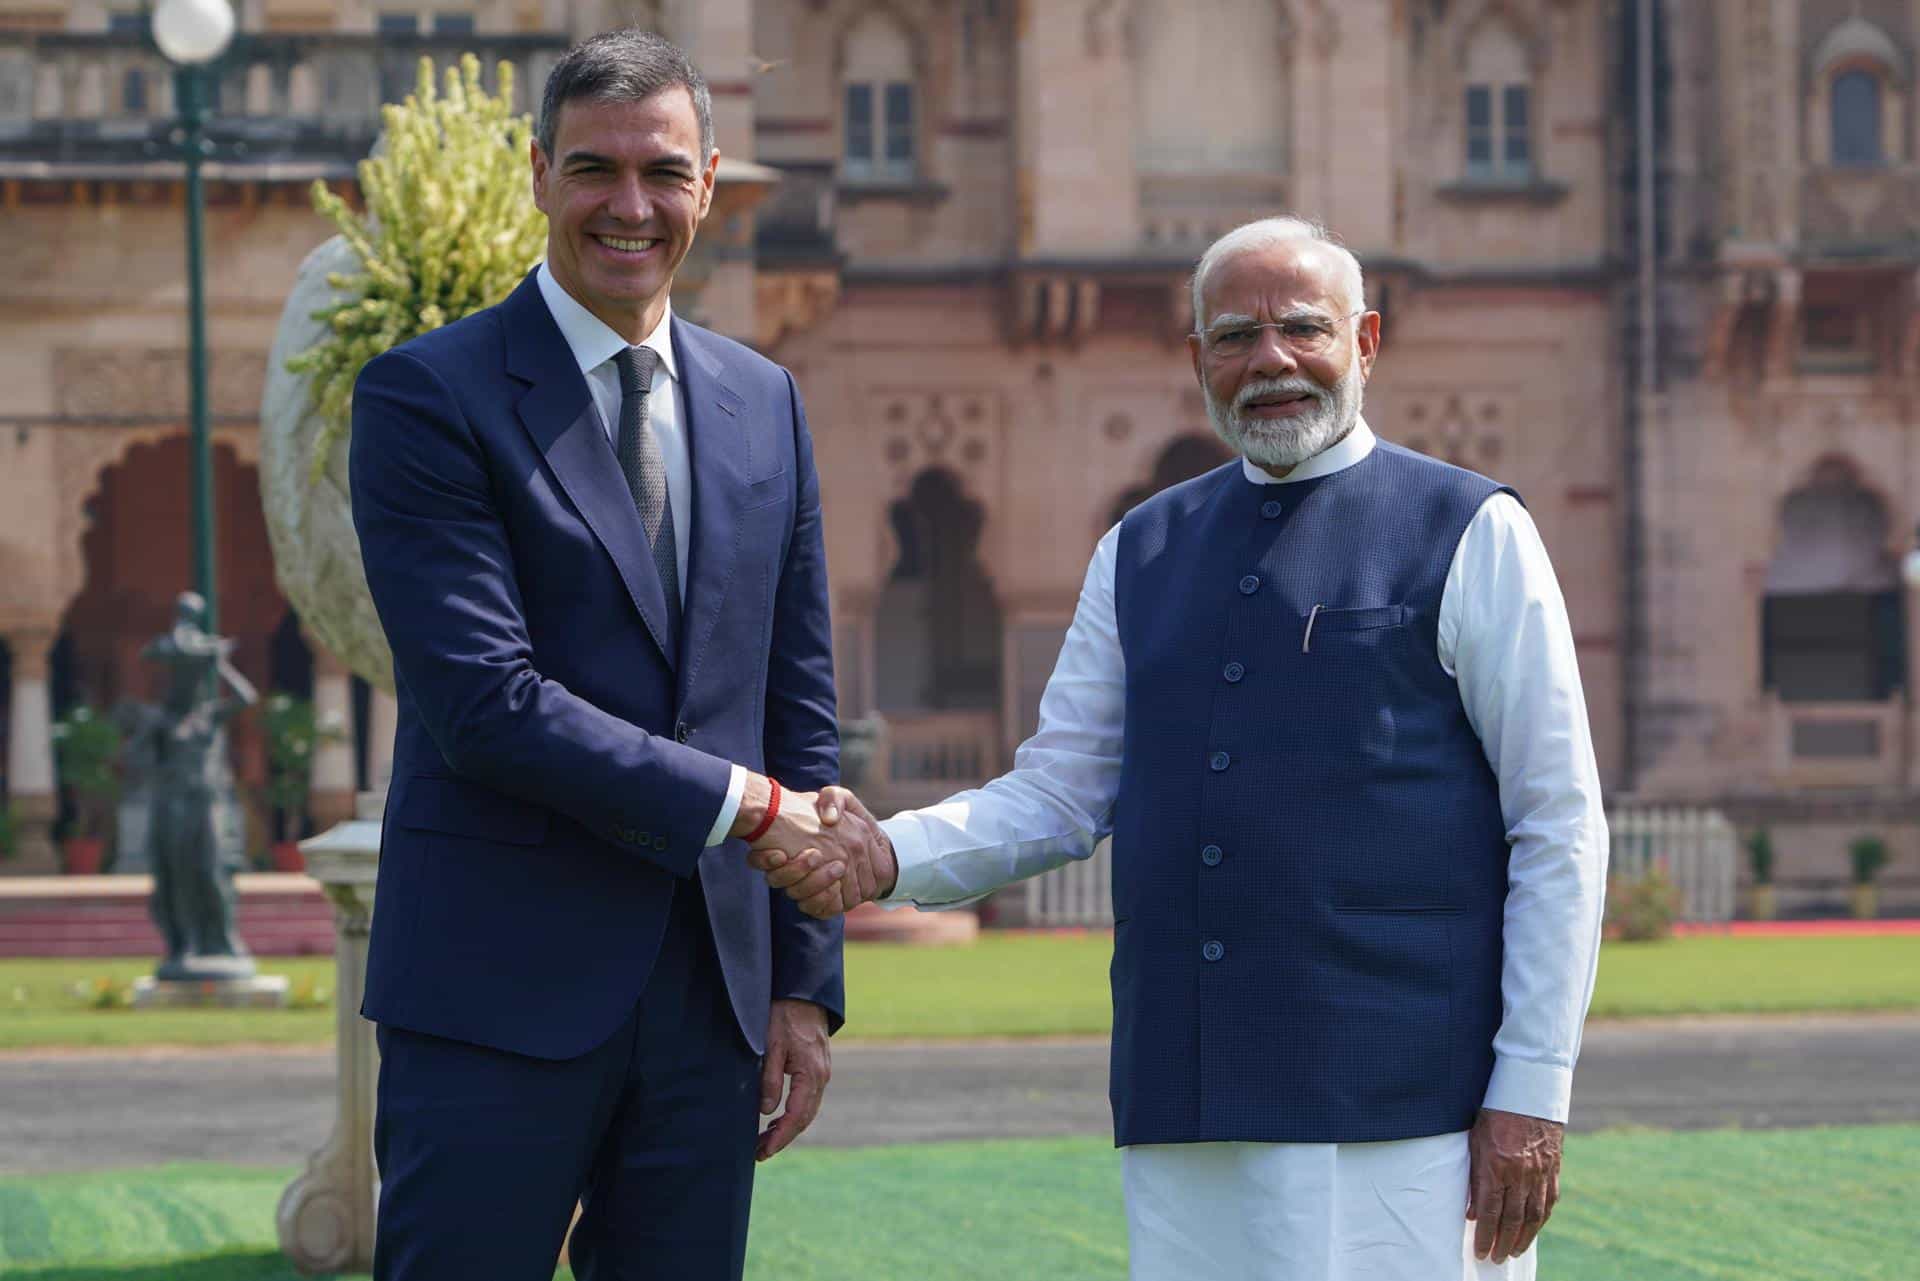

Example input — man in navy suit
[348,29,890,1280]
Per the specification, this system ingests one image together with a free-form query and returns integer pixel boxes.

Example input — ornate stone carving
[53,347,267,420]
[869,388,1005,502]
[756,270,842,351]
[1397,392,1506,468]
[258,235,394,692]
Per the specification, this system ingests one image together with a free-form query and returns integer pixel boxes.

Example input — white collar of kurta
[1239,417,1376,485]
[535,260,680,386]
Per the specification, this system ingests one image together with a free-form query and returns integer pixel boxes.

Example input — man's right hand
[735,779,894,917]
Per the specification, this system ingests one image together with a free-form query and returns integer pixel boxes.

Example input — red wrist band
[743,778,782,845]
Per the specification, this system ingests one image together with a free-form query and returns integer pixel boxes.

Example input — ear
[1187,332,1205,385]
[696,147,720,221]
[1354,311,1382,380]
[529,139,551,216]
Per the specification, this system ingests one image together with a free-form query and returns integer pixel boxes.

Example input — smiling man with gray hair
[755,215,1609,1279]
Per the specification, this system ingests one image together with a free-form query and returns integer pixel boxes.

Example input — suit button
[1238,574,1261,595]
[1201,844,1223,867]
[675,721,690,744]
[1209,751,1231,772]
[653,835,669,852]
[637,830,650,843]
[1261,500,1283,519]
[1202,940,1225,962]
[1223,662,1245,683]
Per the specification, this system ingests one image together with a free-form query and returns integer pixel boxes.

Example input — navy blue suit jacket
[349,271,844,1060]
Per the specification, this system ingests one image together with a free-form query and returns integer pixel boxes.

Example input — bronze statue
[136,592,259,980]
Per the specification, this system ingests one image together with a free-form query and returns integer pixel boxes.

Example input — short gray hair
[1189,217,1367,329]
[537,28,714,161]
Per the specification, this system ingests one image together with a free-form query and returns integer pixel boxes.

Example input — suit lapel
[502,273,676,667]
[673,321,751,706]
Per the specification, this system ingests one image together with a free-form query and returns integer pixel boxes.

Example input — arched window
[1463,20,1531,182]
[1132,0,1288,177]
[841,13,917,182]
[875,470,1001,711]
[1762,462,1902,703]
[1832,69,1885,168]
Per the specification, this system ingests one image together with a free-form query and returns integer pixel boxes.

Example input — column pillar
[306,636,357,831]
[5,629,59,874]
[366,689,397,796]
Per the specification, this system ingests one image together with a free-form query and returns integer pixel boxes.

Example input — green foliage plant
[51,705,121,840]
[1605,862,1680,942]
[1849,835,1889,886]
[288,54,547,477]
[1746,827,1774,885]
[259,693,343,841]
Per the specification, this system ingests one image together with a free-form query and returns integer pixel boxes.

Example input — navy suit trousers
[372,876,762,1280]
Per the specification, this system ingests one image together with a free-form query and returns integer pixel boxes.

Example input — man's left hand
[1467,1107,1562,1264]
[757,999,831,1162]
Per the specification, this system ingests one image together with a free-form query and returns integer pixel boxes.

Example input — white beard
[1206,364,1364,471]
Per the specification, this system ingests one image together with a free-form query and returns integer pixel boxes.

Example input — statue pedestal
[132,975,288,1008]
[276,792,382,1275]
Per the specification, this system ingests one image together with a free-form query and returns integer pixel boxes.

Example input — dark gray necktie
[612,346,682,641]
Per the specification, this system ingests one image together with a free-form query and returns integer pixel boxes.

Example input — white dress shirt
[884,418,1608,1121]
[535,264,746,845]
[879,419,1605,1279]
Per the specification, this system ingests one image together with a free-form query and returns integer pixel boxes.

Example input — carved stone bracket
[1008,274,1102,345]
[756,270,842,351]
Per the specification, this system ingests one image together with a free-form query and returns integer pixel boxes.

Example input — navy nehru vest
[1109,439,1517,1147]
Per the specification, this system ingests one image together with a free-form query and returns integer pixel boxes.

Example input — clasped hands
[733,777,895,918]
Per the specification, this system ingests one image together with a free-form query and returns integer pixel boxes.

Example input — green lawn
[0,1127,1914,1279]
[1,934,1916,1051]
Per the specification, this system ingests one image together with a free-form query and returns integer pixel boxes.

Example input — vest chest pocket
[1276,604,1409,763]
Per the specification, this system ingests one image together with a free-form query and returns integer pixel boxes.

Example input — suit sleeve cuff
[1483,1056,1573,1124]
[704,765,748,847]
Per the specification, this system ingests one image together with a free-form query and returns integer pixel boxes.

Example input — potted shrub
[51,705,121,875]
[260,693,339,872]
[1745,828,1776,921]
[1604,862,1681,942]
[1848,835,1889,920]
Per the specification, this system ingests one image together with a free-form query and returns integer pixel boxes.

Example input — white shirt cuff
[876,815,938,908]
[1483,1056,1573,1124]
[705,765,748,847]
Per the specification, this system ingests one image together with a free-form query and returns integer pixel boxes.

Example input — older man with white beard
[755,216,1608,1280]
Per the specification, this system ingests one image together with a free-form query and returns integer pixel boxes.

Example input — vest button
[1201,844,1223,867]
[1260,500,1283,519]
[1202,940,1226,962]
[1223,662,1245,683]
[1238,574,1261,595]
[1209,751,1231,772]
[675,721,690,744]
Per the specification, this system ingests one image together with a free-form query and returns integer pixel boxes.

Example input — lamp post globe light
[153,0,235,632]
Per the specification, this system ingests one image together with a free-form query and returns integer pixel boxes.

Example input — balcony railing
[0,30,567,177]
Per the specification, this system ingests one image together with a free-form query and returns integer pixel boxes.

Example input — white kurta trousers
[1123,1133,1538,1281]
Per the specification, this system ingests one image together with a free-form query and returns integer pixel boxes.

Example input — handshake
[729,776,895,919]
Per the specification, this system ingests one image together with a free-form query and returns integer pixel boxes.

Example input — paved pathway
[2,1014,1915,1174]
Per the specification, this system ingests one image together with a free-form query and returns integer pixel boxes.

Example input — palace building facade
[0,0,1914,913]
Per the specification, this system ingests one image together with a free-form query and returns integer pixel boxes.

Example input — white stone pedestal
[276,792,382,1275]
[132,975,289,1008]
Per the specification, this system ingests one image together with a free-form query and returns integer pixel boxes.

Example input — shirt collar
[1240,417,1376,486]
[536,260,679,385]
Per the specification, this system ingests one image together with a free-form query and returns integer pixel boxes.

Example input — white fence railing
[1608,806,1738,924]
[1016,807,1739,928]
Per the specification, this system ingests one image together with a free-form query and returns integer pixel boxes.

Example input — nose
[606,170,651,225]
[1247,326,1298,379]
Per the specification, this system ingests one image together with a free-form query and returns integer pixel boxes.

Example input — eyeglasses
[1194,310,1364,359]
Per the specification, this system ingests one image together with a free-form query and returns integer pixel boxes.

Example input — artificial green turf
[1,1128,1915,1279]
[1,934,1917,1051]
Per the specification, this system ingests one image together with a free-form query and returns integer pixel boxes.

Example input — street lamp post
[152,0,235,631]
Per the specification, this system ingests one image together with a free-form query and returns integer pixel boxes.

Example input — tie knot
[614,345,660,395]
